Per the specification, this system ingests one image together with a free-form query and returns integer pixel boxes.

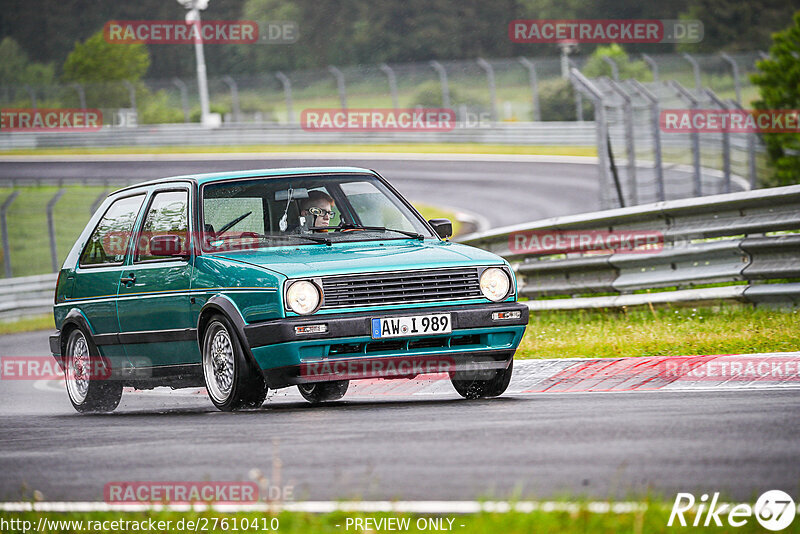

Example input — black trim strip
[93,328,197,346]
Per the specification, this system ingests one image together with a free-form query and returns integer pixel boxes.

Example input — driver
[298,191,335,229]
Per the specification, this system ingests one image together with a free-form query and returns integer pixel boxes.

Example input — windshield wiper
[315,224,425,240]
[218,211,252,233]
[261,233,331,246]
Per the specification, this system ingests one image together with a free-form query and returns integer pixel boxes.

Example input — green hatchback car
[50,167,528,412]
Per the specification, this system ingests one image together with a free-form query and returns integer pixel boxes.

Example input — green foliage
[138,90,186,125]
[581,44,652,81]
[409,80,487,109]
[750,11,800,187]
[190,104,231,123]
[0,37,55,86]
[537,78,591,121]
[62,31,150,84]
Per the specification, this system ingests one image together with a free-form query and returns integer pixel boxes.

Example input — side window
[136,190,190,262]
[79,194,145,266]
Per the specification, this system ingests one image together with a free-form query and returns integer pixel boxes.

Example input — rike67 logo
[668,490,796,530]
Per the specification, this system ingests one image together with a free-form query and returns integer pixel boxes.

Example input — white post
[179,0,211,125]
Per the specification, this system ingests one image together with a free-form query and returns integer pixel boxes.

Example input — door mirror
[149,235,187,257]
[428,218,453,239]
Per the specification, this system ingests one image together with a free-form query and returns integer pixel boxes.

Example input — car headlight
[480,267,511,302]
[286,280,321,315]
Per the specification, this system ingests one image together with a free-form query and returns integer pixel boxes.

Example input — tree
[0,37,55,86]
[62,31,150,84]
[581,44,651,81]
[751,11,800,187]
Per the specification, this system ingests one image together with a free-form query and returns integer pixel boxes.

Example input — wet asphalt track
[1,330,799,503]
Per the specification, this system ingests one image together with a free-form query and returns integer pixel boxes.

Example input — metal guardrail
[457,185,800,310]
[0,273,57,319]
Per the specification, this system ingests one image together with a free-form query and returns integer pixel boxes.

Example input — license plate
[371,313,452,339]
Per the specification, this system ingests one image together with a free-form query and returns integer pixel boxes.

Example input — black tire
[450,359,513,399]
[64,327,123,413]
[202,315,267,411]
[298,380,349,403]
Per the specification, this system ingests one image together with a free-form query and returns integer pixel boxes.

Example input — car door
[72,191,147,371]
[116,186,197,368]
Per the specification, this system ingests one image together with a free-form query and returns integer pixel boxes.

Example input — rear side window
[136,190,190,262]
[79,194,145,266]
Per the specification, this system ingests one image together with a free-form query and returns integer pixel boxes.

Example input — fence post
[682,53,702,91]
[568,59,584,122]
[429,61,451,110]
[569,69,613,208]
[476,58,498,122]
[221,76,241,123]
[670,81,703,197]
[275,72,294,124]
[172,78,190,123]
[69,83,86,109]
[602,57,619,81]
[606,78,637,205]
[729,100,758,189]
[719,52,742,104]
[122,80,137,113]
[628,79,665,201]
[47,189,66,273]
[642,54,659,83]
[705,89,732,194]
[1,191,20,278]
[90,190,109,215]
[23,85,37,109]
[379,63,399,110]
[327,66,347,109]
[518,57,541,121]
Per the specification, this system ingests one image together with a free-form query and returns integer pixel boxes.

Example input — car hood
[208,239,504,278]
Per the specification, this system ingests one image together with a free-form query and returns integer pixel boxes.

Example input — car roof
[112,166,377,193]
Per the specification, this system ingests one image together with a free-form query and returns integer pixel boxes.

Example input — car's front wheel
[450,359,513,399]
[298,381,349,403]
[202,315,268,411]
[64,328,122,413]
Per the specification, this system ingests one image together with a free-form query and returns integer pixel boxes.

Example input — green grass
[517,304,800,359]
[0,314,54,335]
[0,144,598,157]
[0,503,783,533]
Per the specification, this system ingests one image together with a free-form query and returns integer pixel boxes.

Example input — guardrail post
[379,64,399,110]
[705,89,732,194]
[172,78,190,123]
[476,58,498,122]
[518,57,541,121]
[429,61,451,110]
[670,81,703,197]
[642,54,659,83]
[327,66,347,109]
[602,57,619,81]
[606,78,637,205]
[1,191,20,278]
[221,76,241,123]
[568,59,584,122]
[23,85,37,109]
[682,53,702,91]
[47,189,66,273]
[729,100,758,189]
[628,79,665,201]
[122,80,137,114]
[69,83,86,109]
[275,72,294,124]
[719,52,742,105]
[570,68,613,208]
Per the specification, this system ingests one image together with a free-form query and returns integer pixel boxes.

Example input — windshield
[201,173,435,251]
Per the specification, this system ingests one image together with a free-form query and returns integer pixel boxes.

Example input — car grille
[321,267,483,308]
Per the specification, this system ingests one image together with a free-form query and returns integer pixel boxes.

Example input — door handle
[120,273,136,284]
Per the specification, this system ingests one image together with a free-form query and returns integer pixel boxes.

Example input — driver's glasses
[308,207,335,218]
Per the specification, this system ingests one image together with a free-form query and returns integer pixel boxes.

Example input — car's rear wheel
[202,315,267,411]
[64,328,122,413]
[298,381,349,403]
[450,359,513,399]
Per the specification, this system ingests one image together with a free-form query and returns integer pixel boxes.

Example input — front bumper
[244,301,529,388]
